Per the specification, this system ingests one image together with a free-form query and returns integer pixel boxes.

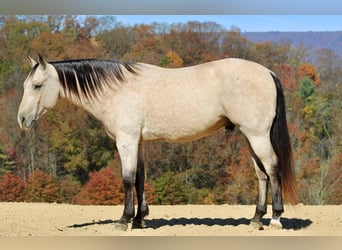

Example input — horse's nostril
[18,115,26,129]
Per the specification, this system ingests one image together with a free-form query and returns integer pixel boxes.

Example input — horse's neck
[59,89,101,120]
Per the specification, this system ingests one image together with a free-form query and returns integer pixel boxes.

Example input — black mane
[50,59,138,101]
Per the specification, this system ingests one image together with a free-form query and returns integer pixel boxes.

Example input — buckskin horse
[17,55,296,231]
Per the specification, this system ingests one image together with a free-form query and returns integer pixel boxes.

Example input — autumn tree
[325,153,342,204]
[30,32,73,60]
[316,48,342,92]
[122,24,163,64]
[222,27,253,59]
[163,21,224,66]
[160,51,184,68]
[58,176,81,204]
[75,167,124,205]
[0,16,49,62]
[278,63,298,91]
[250,41,289,72]
[297,63,320,86]
[30,27,103,60]
[25,170,59,203]
[96,25,133,59]
[0,173,26,201]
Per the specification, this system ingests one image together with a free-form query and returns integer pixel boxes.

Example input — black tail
[270,72,297,204]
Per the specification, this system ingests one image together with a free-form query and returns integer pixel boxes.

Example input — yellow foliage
[165,51,184,68]
[302,105,314,120]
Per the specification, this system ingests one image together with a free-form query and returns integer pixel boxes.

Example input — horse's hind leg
[250,157,269,230]
[132,143,149,229]
[245,134,284,229]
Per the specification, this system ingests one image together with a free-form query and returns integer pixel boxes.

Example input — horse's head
[17,55,60,129]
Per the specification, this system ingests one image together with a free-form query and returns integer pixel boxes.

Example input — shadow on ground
[68,219,115,228]
[68,217,312,231]
[145,217,312,230]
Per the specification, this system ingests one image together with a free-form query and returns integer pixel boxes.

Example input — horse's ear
[38,54,47,69]
[28,56,37,68]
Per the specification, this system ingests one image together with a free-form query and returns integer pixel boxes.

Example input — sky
[115,15,342,32]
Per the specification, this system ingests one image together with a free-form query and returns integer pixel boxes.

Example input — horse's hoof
[250,221,264,230]
[114,222,129,231]
[132,220,146,229]
[270,219,283,229]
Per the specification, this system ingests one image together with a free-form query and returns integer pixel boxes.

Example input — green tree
[298,77,315,103]
[152,171,189,205]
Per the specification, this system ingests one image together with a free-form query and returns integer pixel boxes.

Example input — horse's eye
[34,84,43,90]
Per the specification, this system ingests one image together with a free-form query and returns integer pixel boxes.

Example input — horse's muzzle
[17,109,47,129]
[18,114,35,130]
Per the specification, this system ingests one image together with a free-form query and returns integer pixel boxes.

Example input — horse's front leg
[115,133,139,231]
[132,143,149,229]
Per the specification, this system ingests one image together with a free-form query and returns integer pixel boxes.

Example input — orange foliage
[297,63,320,86]
[163,51,184,68]
[75,167,124,205]
[25,170,59,203]
[0,173,26,202]
[30,32,70,60]
[30,31,103,61]
[279,63,297,90]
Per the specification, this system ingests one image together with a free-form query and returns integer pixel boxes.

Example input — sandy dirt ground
[0,202,341,236]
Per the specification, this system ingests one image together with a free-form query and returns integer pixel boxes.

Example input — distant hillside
[243,31,342,58]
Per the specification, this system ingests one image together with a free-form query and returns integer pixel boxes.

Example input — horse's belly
[141,116,228,142]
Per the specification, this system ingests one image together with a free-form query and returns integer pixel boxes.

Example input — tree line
[0,15,341,205]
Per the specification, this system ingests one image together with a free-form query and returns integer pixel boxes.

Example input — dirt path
[0,203,341,236]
